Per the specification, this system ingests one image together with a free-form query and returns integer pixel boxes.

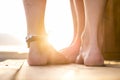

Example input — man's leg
[23,0,69,65]
[23,0,48,65]
[60,0,84,63]
[76,0,107,66]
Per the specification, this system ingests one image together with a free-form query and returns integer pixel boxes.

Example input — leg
[23,0,48,65]
[23,0,69,65]
[71,0,85,45]
[72,0,85,43]
[23,0,47,35]
[70,0,77,44]
[76,0,107,66]
[60,0,85,63]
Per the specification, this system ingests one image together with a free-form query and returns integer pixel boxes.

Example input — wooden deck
[0,59,120,80]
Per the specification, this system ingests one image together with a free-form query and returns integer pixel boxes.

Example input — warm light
[0,0,27,52]
[0,0,27,43]
[62,70,75,80]
[45,0,73,50]
[0,0,73,51]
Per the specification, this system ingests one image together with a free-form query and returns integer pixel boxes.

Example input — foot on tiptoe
[60,39,81,63]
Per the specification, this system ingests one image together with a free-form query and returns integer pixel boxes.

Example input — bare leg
[23,0,69,65]
[76,0,107,66]
[72,0,85,43]
[60,0,84,63]
[70,0,77,44]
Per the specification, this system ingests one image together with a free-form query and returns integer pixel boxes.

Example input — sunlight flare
[45,0,73,50]
[0,0,73,51]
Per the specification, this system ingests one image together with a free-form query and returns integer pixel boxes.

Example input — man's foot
[84,47,104,66]
[28,39,69,66]
[60,39,81,63]
[76,46,104,66]
[76,28,104,66]
[28,41,48,66]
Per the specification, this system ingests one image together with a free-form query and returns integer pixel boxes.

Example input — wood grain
[0,59,24,80]
[15,60,120,80]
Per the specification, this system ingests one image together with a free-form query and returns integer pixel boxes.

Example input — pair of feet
[28,38,70,66]
[28,34,104,66]
[60,39,104,66]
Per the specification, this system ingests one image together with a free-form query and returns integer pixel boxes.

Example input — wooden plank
[0,52,27,60]
[0,59,24,80]
[15,60,120,80]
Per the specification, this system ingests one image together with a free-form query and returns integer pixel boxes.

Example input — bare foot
[83,47,104,66]
[76,28,104,66]
[75,47,84,64]
[60,39,80,63]
[76,46,104,66]
[28,39,69,66]
[28,41,48,66]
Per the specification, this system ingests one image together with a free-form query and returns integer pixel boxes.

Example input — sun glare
[0,0,73,51]
[0,0,26,42]
[45,0,73,50]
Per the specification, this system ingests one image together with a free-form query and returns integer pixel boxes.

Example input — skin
[60,0,107,66]
[76,0,107,66]
[23,0,107,66]
[60,0,84,63]
[23,0,70,66]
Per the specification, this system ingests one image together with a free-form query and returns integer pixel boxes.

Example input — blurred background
[0,0,27,52]
[102,0,120,60]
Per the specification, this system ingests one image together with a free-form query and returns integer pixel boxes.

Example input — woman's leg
[76,0,107,66]
[70,0,77,44]
[70,0,85,45]
[23,0,69,65]
[60,0,84,63]
[72,0,85,64]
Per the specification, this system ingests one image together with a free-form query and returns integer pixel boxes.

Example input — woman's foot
[76,27,104,66]
[60,39,81,63]
[28,38,69,66]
